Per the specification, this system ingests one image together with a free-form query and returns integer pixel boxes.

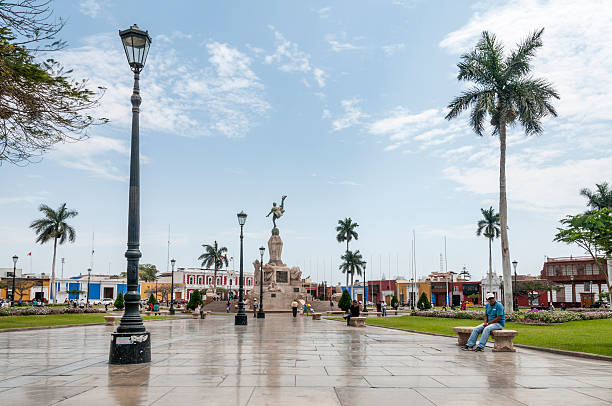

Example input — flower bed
[0,307,105,317]
[412,309,612,324]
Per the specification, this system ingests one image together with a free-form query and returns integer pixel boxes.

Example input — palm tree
[477,207,501,297]
[336,218,359,288]
[446,28,559,313]
[339,250,364,300]
[580,182,612,211]
[198,241,228,294]
[30,203,78,305]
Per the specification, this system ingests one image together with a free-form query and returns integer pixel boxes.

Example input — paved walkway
[0,314,611,405]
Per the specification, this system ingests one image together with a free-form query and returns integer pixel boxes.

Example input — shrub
[417,292,431,310]
[391,295,399,309]
[147,293,157,305]
[114,292,125,310]
[0,307,105,317]
[410,308,612,324]
[187,290,203,310]
[338,289,352,312]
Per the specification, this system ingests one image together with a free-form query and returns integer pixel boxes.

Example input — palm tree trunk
[213,264,217,296]
[51,237,58,305]
[499,122,513,314]
[346,271,349,293]
[488,237,493,297]
[351,270,354,301]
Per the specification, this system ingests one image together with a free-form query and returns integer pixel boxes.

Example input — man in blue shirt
[462,293,505,352]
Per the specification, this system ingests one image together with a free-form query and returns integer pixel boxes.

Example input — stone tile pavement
[0,314,610,405]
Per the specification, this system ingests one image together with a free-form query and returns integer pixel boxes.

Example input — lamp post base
[109,332,151,364]
[235,313,248,325]
[257,309,265,319]
[169,307,175,315]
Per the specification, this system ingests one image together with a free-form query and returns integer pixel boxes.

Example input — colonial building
[540,256,609,307]
[178,267,254,300]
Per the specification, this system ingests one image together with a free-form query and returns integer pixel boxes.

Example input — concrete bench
[192,311,208,319]
[312,313,322,320]
[453,326,518,352]
[326,311,345,315]
[364,311,383,316]
[348,316,366,327]
[104,315,120,326]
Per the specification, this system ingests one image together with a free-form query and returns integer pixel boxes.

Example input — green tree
[417,292,431,310]
[390,295,399,309]
[336,218,359,287]
[580,182,612,212]
[198,241,228,294]
[138,264,158,282]
[446,29,559,313]
[114,292,124,310]
[338,289,351,312]
[476,206,501,296]
[29,203,77,305]
[339,250,364,300]
[0,2,107,165]
[467,293,480,305]
[187,290,203,310]
[554,208,612,302]
[147,293,157,305]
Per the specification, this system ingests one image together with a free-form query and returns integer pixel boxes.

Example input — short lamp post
[257,246,265,319]
[169,258,176,315]
[11,255,18,307]
[449,271,456,309]
[512,260,518,311]
[362,261,368,312]
[235,211,248,325]
[410,277,415,310]
[86,268,91,306]
[109,24,152,365]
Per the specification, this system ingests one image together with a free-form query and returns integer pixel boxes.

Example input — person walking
[381,301,387,317]
[462,293,505,352]
[253,299,258,317]
[330,300,334,312]
[153,302,160,316]
[345,300,360,326]
[291,300,298,317]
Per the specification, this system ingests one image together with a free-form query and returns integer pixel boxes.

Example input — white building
[178,267,254,300]
[480,273,503,301]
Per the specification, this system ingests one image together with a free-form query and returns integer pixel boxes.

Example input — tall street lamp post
[512,260,518,311]
[109,24,152,365]
[362,261,368,312]
[169,258,176,315]
[257,246,265,319]
[410,277,414,310]
[86,268,91,305]
[449,271,456,309]
[235,211,248,325]
[11,255,18,306]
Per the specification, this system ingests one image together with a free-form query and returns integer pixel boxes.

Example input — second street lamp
[512,260,518,311]
[257,246,265,319]
[169,258,176,315]
[235,211,248,325]
[362,261,368,312]
[11,255,18,307]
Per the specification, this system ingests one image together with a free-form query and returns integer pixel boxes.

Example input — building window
[593,265,599,275]
[189,276,194,284]
[584,282,591,292]
[554,265,561,276]
[577,263,585,275]
[546,266,554,276]
[585,264,593,275]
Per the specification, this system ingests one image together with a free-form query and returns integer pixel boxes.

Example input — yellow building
[396,280,431,306]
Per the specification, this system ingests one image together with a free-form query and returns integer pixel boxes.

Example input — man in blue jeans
[462,293,505,352]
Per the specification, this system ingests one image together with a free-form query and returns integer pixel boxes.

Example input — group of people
[147,302,161,315]
[289,300,314,317]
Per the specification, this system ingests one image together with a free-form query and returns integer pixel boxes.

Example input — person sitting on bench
[344,300,360,326]
[462,293,505,352]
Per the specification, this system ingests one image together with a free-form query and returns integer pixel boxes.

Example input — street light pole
[169,258,176,315]
[235,211,248,325]
[110,24,152,365]
[87,268,91,306]
[362,261,368,312]
[257,246,265,319]
[11,255,18,307]
[512,260,518,311]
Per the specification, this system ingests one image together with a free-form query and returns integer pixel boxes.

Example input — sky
[2,0,611,284]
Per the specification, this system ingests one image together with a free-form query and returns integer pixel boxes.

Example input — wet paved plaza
[0,314,611,405]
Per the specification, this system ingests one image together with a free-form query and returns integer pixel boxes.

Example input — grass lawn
[366,315,612,357]
[0,314,189,329]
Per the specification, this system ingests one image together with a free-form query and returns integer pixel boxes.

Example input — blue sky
[2,0,611,283]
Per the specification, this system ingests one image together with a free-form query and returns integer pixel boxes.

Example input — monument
[249,195,308,311]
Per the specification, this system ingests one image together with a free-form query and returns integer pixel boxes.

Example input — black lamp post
[257,246,265,319]
[362,261,368,312]
[169,258,176,315]
[235,211,248,325]
[86,268,91,306]
[410,277,414,310]
[110,24,152,365]
[512,260,518,311]
[449,271,456,309]
[11,255,17,306]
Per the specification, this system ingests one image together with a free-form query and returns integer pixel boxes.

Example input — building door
[452,295,460,307]
[103,287,114,299]
[357,293,363,302]
[580,293,594,308]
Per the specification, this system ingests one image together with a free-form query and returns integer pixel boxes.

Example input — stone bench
[104,315,120,326]
[312,313,322,320]
[348,316,366,327]
[364,311,383,316]
[326,311,345,315]
[453,326,518,352]
[192,311,208,319]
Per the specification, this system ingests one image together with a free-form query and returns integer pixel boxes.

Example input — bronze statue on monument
[266,195,287,234]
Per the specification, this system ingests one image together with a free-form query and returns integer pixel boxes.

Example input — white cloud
[326,33,362,52]
[79,0,103,18]
[382,43,405,56]
[322,109,331,119]
[0,194,48,205]
[332,98,368,131]
[314,6,331,19]
[265,27,327,88]
[328,177,361,186]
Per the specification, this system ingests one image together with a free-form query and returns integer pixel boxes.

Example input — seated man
[344,300,360,325]
[462,293,505,352]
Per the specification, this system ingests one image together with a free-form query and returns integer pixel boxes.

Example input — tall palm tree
[198,241,228,294]
[336,217,359,288]
[580,182,612,211]
[446,28,559,313]
[30,203,78,304]
[476,207,501,297]
[339,250,364,300]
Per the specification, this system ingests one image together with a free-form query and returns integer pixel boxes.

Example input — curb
[337,320,612,363]
[0,316,191,333]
